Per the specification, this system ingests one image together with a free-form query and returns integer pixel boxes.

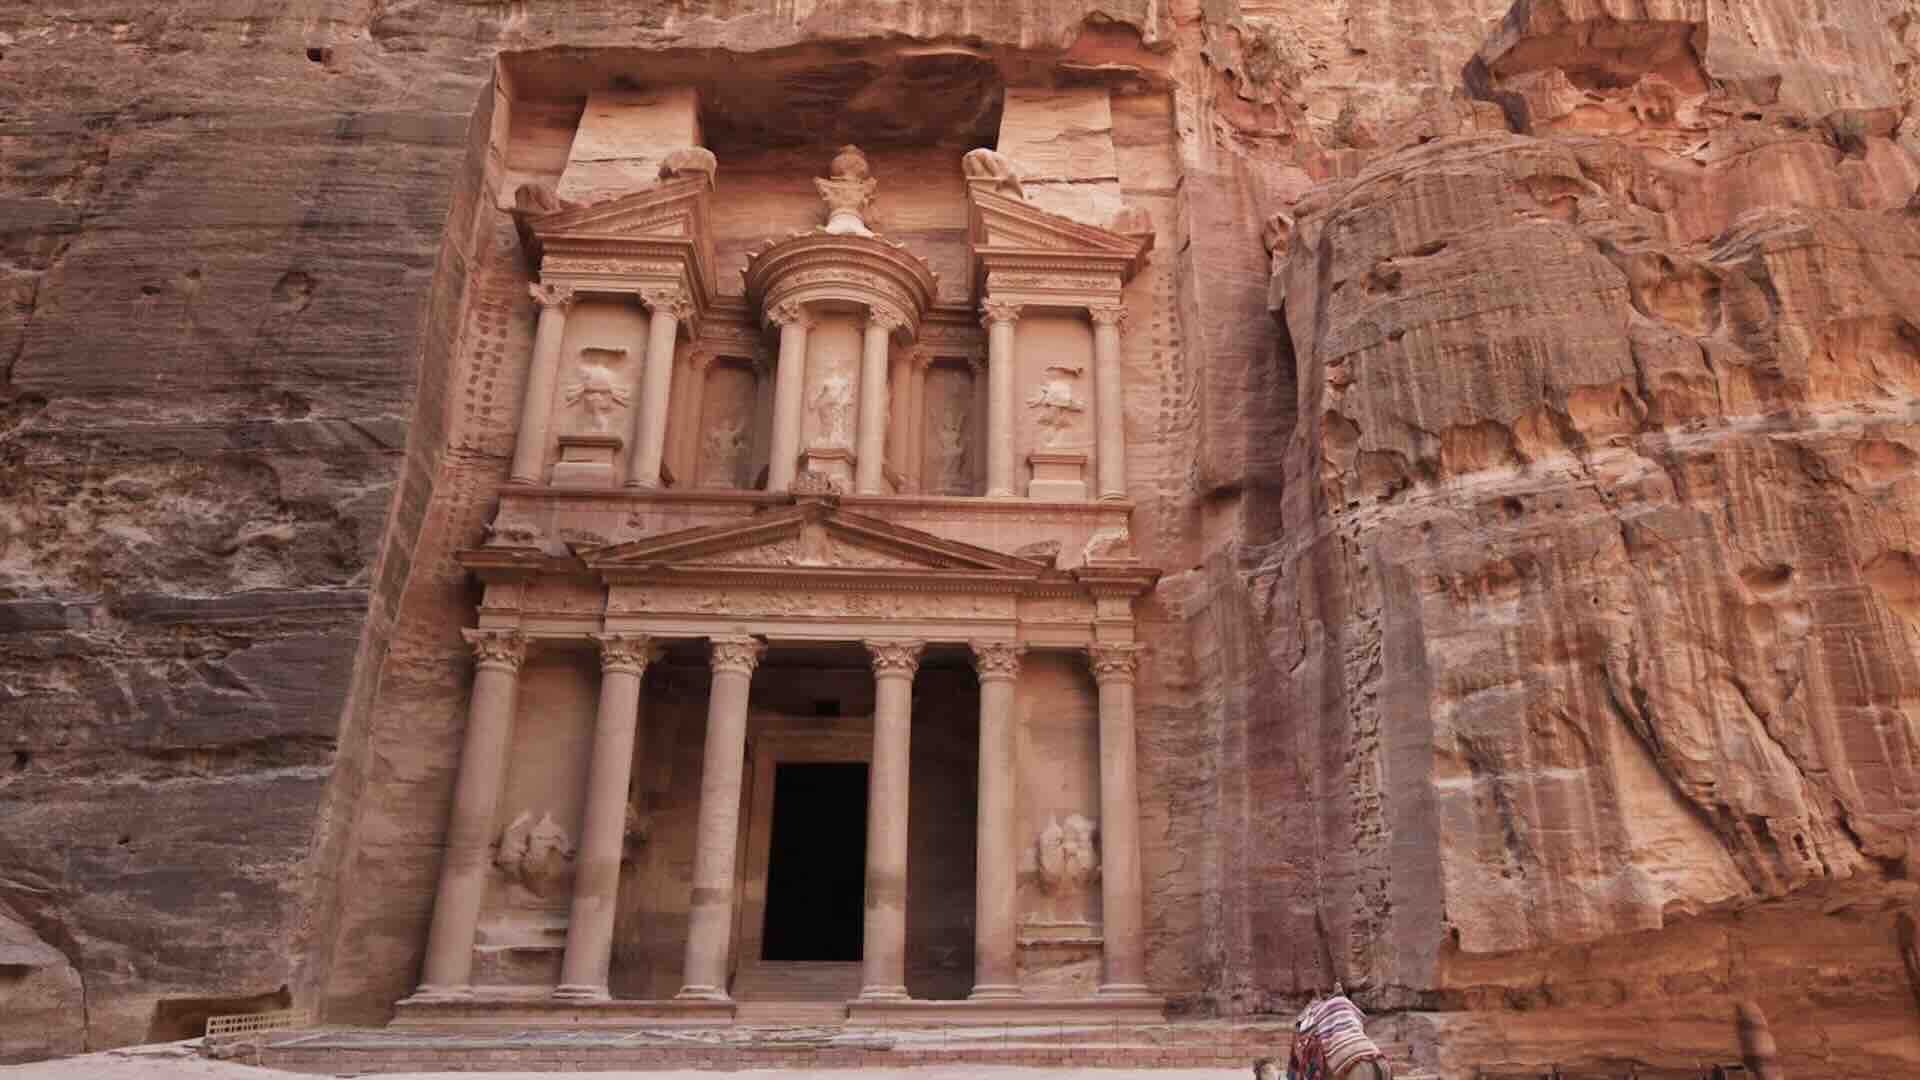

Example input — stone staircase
[729,961,860,1025]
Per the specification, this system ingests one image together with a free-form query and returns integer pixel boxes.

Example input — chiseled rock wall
[1,0,1917,1073]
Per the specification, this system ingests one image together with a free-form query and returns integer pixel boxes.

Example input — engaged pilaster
[677,635,765,1001]
[855,310,902,495]
[1087,304,1130,501]
[627,288,693,489]
[416,629,529,997]
[509,284,577,485]
[968,639,1025,1001]
[554,633,659,1001]
[858,638,924,1001]
[1088,642,1150,997]
[766,301,813,493]
[980,300,1021,498]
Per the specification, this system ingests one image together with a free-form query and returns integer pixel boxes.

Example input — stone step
[733,1001,852,1026]
[730,962,862,1002]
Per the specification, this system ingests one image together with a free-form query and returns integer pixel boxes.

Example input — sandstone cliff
[1,0,1917,1075]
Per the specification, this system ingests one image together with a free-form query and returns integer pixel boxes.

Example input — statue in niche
[700,415,748,485]
[815,144,878,236]
[1026,367,1086,447]
[495,810,575,901]
[563,355,631,434]
[1036,813,1100,923]
[933,403,971,493]
[810,372,855,448]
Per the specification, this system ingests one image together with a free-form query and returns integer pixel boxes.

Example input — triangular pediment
[581,504,1048,579]
[970,189,1147,258]
[529,176,711,242]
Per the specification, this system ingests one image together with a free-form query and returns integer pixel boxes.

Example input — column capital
[1087,303,1130,331]
[980,299,1023,329]
[591,632,660,676]
[688,349,717,372]
[768,299,815,330]
[640,287,695,322]
[1087,642,1143,684]
[529,282,578,310]
[708,635,765,675]
[864,638,925,677]
[864,307,908,335]
[463,628,529,672]
[970,639,1026,682]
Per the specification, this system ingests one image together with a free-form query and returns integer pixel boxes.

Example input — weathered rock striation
[0,0,1915,1075]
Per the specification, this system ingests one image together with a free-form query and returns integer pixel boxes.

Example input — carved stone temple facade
[388,88,1171,1028]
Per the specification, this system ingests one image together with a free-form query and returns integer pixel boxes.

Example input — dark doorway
[760,762,869,962]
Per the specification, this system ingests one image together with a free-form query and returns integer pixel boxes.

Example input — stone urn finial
[816,144,878,236]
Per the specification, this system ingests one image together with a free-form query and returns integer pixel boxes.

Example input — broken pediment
[516,175,717,297]
[969,190,1149,265]
[579,504,1050,580]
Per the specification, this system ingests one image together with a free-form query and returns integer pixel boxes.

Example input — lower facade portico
[396,490,1163,1028]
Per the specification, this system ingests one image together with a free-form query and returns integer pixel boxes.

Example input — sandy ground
[1,1041,1248,1080]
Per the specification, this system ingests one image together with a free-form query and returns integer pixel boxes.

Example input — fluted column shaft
[628,289,690,489]
[677,636,764,1001]
[767,303,812,492]
[417,630,528,996]
[1090,644,1149,995]
[981,301,1020,498]
[509,285,574,485]
[858,639,923,1000]
[854,311,896,494]
[1089,305,1130,501]
[969,641,1024,1000]
[554,634,657,1000]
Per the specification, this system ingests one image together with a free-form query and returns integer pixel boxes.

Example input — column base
[855,985,910,1001]
[551,984,610,1002]
[1097,982,1156,999]
[505,475,538,486]
[402,984,473,1003]
[674,985,732,1003]
[1098,491,1128,502]
[623,478,663,490]
[967,983,1024,1001]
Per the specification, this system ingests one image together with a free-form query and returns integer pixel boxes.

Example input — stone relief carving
[815,144,878,236]
[613,586,1012,621]
[512,182,580,218]
[697,364,757,488]
[702,534,929,570]
[1082,525,1135,563]
[1036,813,1100,916]
[1015,539,1062,568]
[563,351,632,434]
[1027,370,1087,447]
[495,810,575,901]
[961,148,1025,199]
[933,402,972,492]
[1262,210,1295,274]
[809,372,856,448]
[657,146,717,186]
[789,469,836,496]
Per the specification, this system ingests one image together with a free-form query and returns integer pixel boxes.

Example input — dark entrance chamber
[760,761,869,962]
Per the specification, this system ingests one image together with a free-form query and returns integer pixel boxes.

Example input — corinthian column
[968,640,1024,1000]
[855,309,901,495]
[1087,304,1130,501]
[1089,643,1150,996]
[416,629,528,997]
[677,635,764,1001]
[627,288,692,489]
[555,633,658,1001]
[509,284,576,485]
[980,300,1021,498]
[766,301,813,492]
[858,638,923,1000]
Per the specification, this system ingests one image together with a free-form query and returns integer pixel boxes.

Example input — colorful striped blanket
[1287,995,1385,1080]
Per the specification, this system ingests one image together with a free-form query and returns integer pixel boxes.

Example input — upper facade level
[496,85,1153,511]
